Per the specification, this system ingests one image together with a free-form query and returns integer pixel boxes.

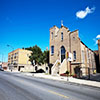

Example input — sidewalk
[22,72,100,88]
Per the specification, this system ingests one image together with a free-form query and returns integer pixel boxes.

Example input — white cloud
[76,6,95,19]
[93,35,100,45]
[93,38,97,45]
[96,35,100,39]
[93,39,98,45]
[96,40,98,44]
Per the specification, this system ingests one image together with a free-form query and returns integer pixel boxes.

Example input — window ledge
[73,59,76,61]
[51,54,54,56]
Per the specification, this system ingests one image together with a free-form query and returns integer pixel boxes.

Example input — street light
[7,44,14,71]
[7,45,14,51]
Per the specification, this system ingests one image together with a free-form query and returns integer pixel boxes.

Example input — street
[0,71,100,100]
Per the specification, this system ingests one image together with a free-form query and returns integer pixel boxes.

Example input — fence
[74,66,96,79]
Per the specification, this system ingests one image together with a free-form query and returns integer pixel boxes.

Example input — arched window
[61,46,65,62]
[61,46,65,55]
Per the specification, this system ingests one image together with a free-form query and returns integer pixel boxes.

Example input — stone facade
[50,25,96,76]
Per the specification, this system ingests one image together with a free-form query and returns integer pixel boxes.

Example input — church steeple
[61,20,63,26]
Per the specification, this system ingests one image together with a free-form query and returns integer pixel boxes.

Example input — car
[0,68,4,71]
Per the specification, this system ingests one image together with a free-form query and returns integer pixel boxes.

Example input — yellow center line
[48,90,69,99]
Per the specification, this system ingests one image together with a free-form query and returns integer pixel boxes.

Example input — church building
[49,23,96,76]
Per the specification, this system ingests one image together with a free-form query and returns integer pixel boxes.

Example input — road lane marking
[48,90,69,99]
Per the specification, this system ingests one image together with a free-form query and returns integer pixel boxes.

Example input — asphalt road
[0,71,100,100]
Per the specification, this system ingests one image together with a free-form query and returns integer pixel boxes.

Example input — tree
[43,50,49,65]
[23,45,49,66]
[26,45,43,65]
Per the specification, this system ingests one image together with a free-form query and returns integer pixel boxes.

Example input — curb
[21,73,100,88]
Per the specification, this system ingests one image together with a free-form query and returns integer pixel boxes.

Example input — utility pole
[2,54,3,68]
[69,32,72,76]
[7,44,14,71]
[2,54,3,63]
[0,53,3,68]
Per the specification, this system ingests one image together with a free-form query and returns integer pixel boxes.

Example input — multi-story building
[94,39,100,73]
[8,48,33,71]
[49,24,96,76]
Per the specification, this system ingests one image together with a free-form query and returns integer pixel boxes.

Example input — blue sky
[0,0,100,62]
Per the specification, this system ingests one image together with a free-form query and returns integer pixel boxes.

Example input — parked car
[0,68,4,71]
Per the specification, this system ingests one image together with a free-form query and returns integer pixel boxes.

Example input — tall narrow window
[61,32,63,41]
[51,32,53,40]
[82,50,85,63]
[73,51,76,60]
[51,46,54,55]
[87,49,89,63]
[61,46,65,62]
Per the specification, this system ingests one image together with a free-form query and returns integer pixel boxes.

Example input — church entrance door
[61,46,66,63]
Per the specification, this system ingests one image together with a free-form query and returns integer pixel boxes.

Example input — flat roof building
[8,48,33,71]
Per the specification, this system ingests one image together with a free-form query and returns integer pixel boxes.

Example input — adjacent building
[49,24,96,76]
[8,48,33,71]
[98,39,100,68]
[94,39,100,73]
[1,62,8,70]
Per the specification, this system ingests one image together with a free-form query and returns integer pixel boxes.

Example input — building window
[82,50,85,63]
[61,32,63,41]
[11,55,13,59]
[51,32,53,40]
[73,51,76,61]
[15,53,16,56]
[87,49,89,63]
[61,46,65,62]
[14,53,16,59]
[51,46,54,55]
[11,61,13,64]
